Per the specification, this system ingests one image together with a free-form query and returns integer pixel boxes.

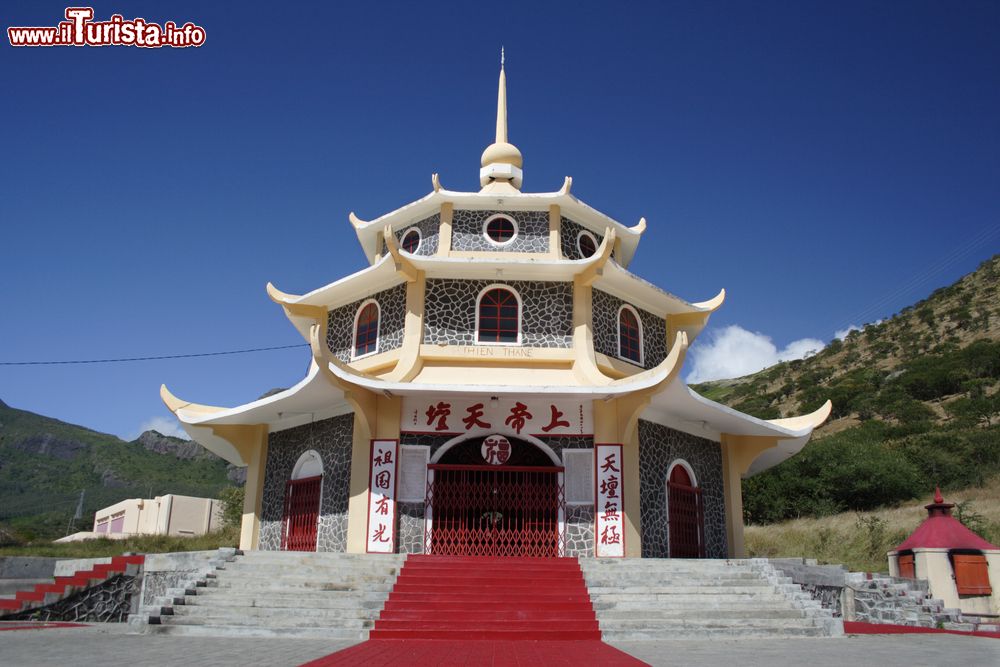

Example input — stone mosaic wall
[592,289,667,369]
[259,414,354,552]
[326,283,406,361]
[397,502,425,555]
[423,279,573,347]
[396,213,440,256]
[559,217,604,260]
[451,209,549,253]
[637,419,727,559]
[4,575,139,623]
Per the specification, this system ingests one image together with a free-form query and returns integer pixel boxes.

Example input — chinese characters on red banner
[367,440,397,553]
[404,398,592,436]
[595,444,624,557]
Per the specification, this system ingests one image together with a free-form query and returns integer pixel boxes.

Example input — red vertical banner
[595,444,625,557]
[366,439,398,554]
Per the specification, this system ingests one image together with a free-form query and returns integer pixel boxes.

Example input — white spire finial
[501,46,505,69]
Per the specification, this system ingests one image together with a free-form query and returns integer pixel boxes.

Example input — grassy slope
[0,401,234,540]
[690,255,1000,525]
[0,525,241,559]
[745,480,1000,572]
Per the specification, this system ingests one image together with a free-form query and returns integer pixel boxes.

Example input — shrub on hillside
[218,486,245,529]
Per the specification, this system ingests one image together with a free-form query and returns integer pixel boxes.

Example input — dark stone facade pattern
[423,279,573,347]
[4,575,139,623]
[259,414,354,552]
[397,502,425,555]
[326,283,407,361]
[592,289,667,369]
[565,505,595,557]
[637,419,727,559]
[559,217,605,260]
[451,209,549,253]
[395,213,440,256]
[543,436,596,558]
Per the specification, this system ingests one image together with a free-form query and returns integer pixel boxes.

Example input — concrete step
[172,605,382,620]
[591,592,791,604]
[597,607,808,620]
[179,594,388,609]
[208,579,395,592]
[157,613,373,630]
[601,617,821,630]
[589,584,777,595]
[601,624,828,641]
[143,623,367,640]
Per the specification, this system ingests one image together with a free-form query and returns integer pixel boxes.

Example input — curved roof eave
[643,381,831,476]
[597,260,716,318]
[351,183,644,267]
[175,363,351,433]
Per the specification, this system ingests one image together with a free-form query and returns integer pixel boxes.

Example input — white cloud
[834,325,862,341]
[686,325,824,383]
[131,416,190,441]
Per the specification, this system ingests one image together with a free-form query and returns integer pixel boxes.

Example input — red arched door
[281,475,322,551]
[667,465,705,558]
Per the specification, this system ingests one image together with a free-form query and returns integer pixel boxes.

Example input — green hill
[692,254,1000,524]
[0,400,240,540]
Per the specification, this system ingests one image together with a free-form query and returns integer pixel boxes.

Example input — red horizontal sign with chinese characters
[401,397,592,437]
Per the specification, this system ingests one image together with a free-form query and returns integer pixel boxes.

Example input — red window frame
[619,307,641,363]
[485,216,516,244]
[478,288,519,343]
[401,229,421,253]
[355,302,379,357]
[578,233,597,258]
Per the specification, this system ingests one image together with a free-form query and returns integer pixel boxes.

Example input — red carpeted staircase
[370,554,601,640]
[0,555,144,615]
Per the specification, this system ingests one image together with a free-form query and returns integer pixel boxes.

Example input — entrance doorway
[281,475,322,551]
[425,435,565,557]
[667,463,705,558]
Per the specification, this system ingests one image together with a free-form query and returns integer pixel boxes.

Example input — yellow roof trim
[160,384,225,416]
[767,400,833,432]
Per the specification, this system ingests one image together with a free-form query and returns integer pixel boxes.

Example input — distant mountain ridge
[0,400,241,539]
[693,254,1000,523]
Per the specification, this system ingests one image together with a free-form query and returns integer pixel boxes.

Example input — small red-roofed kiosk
[888,488,1000,617]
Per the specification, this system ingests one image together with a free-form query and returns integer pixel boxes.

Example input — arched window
[353,300,380,358]
[401,228,421,254]
[618,305,642,364]
[577,231,598,258]
[477,287,520,344]
[483,214,518,246]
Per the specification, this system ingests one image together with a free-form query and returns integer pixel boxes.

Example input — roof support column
[594,398,642,558]
[548,204,561,258]
[345,393,402,553]
[720,434,778,558]
[204,423,268,551]
[438,202,453,257]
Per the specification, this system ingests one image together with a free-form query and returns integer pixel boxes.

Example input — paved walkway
[0,623,997,666]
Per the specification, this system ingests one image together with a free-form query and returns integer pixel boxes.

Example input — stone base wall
[259,413,354,552]
[637,420,727,558]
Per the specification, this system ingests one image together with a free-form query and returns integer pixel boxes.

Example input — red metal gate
[281,475,321,551]
[425,464,565,557]
[668,476,705,558]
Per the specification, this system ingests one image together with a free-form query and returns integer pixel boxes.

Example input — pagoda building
[162,62,830,560]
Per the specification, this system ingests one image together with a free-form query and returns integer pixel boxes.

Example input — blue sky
[2,1,998,440]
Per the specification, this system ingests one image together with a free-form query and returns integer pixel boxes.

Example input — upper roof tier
[349,60,649,268]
